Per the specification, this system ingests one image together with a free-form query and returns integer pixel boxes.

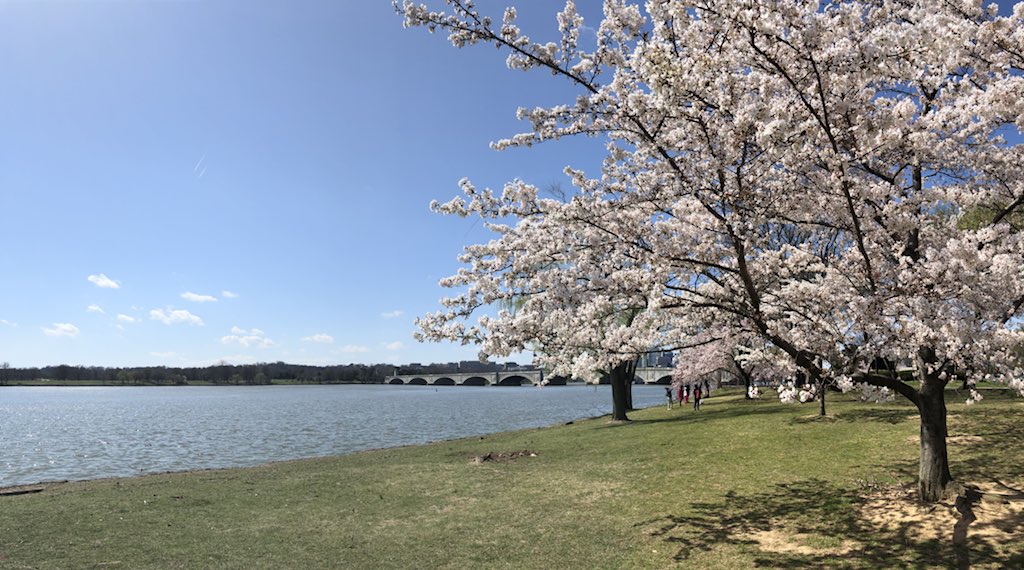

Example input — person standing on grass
[677,383,684,404]
[665,385,673,410]
[683,384,689,404]
[693,383,702,411]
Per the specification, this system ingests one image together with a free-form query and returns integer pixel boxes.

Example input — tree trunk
[734,357,753,400]
[818,379,827,417]
[917,378,953,502]
[609,361,632,421]
[625,359,635,411]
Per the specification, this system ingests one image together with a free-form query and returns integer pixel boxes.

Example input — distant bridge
[384,367,675,386]
[384,370,543,386]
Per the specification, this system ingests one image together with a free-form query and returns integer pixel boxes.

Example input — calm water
[0,384,663,487]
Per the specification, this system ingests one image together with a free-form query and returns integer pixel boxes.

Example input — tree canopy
[403,0,1024,502]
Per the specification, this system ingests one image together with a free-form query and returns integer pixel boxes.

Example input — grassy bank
[1,390,1021,569]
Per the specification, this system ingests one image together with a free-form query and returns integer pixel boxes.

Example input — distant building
[642,351,674,368]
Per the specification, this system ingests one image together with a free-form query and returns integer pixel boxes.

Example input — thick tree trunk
[609,361,632,421]
[818,380,827,417]
[917,379,953,502]
[861,348,956,503]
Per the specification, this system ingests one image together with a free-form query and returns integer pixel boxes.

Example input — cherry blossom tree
[402,0,1024,502]
[416,178,674,421]
[673,332,786,401]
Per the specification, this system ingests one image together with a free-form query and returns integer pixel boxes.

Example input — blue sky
[0,1,608,368]
[0,1,1018,368]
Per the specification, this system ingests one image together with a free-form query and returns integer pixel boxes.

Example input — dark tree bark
[625,358,636,411]
[609,360,635,421]
[917,370,954,502]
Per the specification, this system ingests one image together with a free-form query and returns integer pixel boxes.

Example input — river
[0,384,664,488]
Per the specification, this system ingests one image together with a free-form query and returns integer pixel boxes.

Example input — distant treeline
[0,362,400,386]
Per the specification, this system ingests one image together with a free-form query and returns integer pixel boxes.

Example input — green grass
[1,390,1021,569]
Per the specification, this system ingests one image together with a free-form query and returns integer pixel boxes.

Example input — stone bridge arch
[497,374,530,386]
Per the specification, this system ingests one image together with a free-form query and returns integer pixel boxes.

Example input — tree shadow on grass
[945,412,1024,486]
[600,401,798,429]
[812,407,916,425]
[636,479,1024,568]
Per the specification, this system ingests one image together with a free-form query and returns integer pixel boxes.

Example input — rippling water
[0,384,663,487]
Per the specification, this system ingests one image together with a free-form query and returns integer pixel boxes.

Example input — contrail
[193,154,206,173]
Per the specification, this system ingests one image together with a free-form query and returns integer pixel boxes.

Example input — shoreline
[3,394,1020,568]
[0,386,663,489]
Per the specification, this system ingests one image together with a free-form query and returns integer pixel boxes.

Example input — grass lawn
[1,389,1021,569]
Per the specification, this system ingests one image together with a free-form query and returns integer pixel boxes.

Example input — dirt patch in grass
[748,526,859,556]
[858,481,1024,550]
[469,450,538,464]
[905,435,985,446]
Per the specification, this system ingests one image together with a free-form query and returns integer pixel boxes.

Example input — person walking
[683,384,689,404]
[665,385,674,410]
[693,383,702,411]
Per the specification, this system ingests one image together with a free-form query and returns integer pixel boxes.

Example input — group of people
[665,381,708,411]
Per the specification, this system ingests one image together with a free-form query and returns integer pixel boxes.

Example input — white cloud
[43,323,80,338]
[221,326,274,348]
[338,344,370,353]
[117,314,137,324]
[383,341,404,351]
[87,274,120,289]
[86,304,105,314]
[150,308,204,326]
[221,290,239,299]
[0,319,16,327]
[181,291,218,303]
[302,333,335,344]
[380,310,404,319]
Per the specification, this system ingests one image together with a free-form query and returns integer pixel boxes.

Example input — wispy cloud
[150,351,178,359]
[87,273,120,289]
[338,344,369,353]
[43,323,80,338]
[181,291,218,303]
[383,341,404,351]
[380,310,404,319]
[302,333,335,344]
[221,326,274,348]
[86,304,105,314]
[117,314,137,324]
[194,154,207,178]
[0,319,16,327]
[150,308,204,326]
[221,290,239,299]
